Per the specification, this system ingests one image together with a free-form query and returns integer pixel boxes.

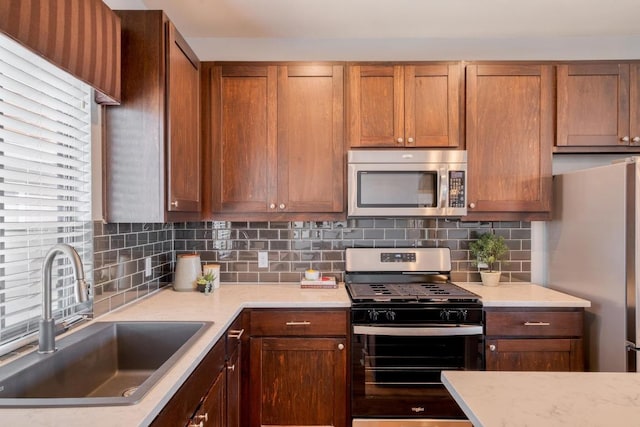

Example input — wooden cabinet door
[211,65,278,213]
[166,22,201,214]
[150,338,225,427]
[225,316,244,427]
[249,337,347,427]
[631,64,640,144]
[191,367,226,427]
[348,64,404,147]
[466,64,553,220]
[405,64,461,148]
[226,347,241,427]
[277,65,344,213]
[485,338,584,371]
[557,63,631,148]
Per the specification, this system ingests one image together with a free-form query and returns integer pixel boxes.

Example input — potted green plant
[469,232,509,286]
[196,271,216,295]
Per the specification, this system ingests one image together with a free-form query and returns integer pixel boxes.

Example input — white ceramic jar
[173,254,201,292]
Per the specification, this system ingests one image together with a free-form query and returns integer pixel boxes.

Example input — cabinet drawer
[485,310,583,337]
[250,309,348,336]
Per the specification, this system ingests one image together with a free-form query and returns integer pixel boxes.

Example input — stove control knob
[385,310,396,321]
[368,310,379,322]
[440,309,451,321]
[457,309,468,321]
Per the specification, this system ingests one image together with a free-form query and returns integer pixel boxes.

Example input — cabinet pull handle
[396,137,404,144]
[407,137,414,144]
[621,136,630,143]
[469,202,476,209]
[228,329,244,340]
[170,200,179,208]
[524,321,550,326]
[227,364,235,372]
[285,321,311,326]
[338,343,345,350]
[269,203,276,209]
[279,203,286,210]
[188,413,208,427]
[633,136,640,144]
[489,344,496,351]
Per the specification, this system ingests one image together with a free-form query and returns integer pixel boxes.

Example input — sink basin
[0,321,213,407]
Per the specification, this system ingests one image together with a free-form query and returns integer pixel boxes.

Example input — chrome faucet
[38,244,88,354]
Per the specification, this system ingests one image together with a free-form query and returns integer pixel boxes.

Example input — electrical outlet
[145,257,152,277]
[258,251,268,268]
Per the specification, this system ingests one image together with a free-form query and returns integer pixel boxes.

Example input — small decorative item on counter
[300,275,337,289]
[469,232,509,286]
[203,264,221,289]
[196,271,216,295]
[304,269,320,280]
[173,253,202,292]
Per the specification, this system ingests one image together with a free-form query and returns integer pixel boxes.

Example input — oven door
[351,324,483,421]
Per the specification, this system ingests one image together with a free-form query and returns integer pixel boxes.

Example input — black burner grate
[347,282,479,302]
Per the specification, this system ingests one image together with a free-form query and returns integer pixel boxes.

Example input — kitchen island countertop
[442,370,640,427]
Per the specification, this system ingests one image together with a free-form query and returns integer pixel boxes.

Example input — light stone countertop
[0,283,351,427]
[0,282,589,426]
[459,283,591,308]
[442,370,640,427]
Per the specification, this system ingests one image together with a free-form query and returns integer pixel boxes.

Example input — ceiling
[103,0,640,61]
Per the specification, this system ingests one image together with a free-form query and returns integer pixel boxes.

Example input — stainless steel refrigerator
[547,158,640,372]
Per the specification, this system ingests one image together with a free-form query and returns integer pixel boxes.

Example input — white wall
[187,35,640,62]
[91,102,103,222]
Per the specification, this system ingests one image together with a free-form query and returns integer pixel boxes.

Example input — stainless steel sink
[0,321,213,407]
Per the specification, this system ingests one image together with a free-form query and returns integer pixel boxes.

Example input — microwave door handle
[439,169,448,209]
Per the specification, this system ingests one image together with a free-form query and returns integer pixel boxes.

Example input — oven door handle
[353,324,483,336]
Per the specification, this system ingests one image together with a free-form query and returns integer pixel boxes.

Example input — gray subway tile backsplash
[175,219,531,284]
[93,218,532,318]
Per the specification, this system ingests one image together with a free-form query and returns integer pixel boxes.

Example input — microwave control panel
[449,171,465,208]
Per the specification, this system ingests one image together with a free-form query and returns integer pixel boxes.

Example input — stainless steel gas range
[345,248,483,427]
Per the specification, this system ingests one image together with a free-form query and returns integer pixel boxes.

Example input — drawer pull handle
[285,321,311,326]
[524,321,550,326]
[228,329,244,340]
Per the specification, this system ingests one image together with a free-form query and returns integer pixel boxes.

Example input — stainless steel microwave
[347,150,467,217]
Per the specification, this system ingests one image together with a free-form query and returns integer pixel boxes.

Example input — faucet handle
[76,279,89,303]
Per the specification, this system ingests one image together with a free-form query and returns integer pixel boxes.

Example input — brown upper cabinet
[347,63,462,148]
[204,63,345,221]
[105,11,201,222]
[465,64,554,221]
[557,63,640,152]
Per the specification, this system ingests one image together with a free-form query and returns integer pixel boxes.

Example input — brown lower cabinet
[150,337,225,427]
[150,313,246,427]
[248,308,349,427]
[484,308,585,371]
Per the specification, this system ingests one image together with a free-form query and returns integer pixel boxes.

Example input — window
[0,33,93,355]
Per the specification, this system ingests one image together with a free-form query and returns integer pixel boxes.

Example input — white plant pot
[480,271,501,287]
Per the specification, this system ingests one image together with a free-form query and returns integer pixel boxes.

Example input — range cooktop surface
[346,281,480,302]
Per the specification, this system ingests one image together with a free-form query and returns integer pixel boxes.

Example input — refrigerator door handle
[626,341,638,372]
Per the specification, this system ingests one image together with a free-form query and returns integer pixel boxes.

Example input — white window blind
[0,33,93,355]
